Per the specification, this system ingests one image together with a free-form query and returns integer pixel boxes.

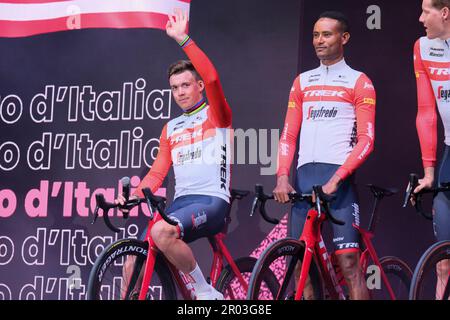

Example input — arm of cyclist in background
[273,175,296,203]
[324,74,376,195]
[273,76,302,203]
[167,9,231,128]
[413,40,437,193]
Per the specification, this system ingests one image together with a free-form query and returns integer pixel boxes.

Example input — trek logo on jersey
[220,145,227,190]
[306,106,338,120]
[429,67,450,76]
[437,86,450,101]
[170,128,203,145]
[303,89,346,98]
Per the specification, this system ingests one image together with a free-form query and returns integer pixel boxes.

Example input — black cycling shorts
[290,162,361,254]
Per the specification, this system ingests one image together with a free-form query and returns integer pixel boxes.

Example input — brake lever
[312,185,344,226]
[91,193,105,225]
[92,205,100,225]
[403,173,419,208]
[250,197,259,217]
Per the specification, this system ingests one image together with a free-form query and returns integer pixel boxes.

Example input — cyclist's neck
[183,98,207,116]
[320,56,345,67]
[437,26,450,42]
[320,58,346,73]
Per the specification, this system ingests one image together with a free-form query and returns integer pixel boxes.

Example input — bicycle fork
[295,209,346,300]
[294,245,315,300]
[316,238,346,300]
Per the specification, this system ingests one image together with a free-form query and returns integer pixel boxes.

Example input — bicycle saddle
[231,189,250,200]
[367,184,398,198]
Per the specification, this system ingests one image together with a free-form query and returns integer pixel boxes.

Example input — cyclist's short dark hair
[432,0,450,10]
[317,11,350,33]
[167,60,201,81]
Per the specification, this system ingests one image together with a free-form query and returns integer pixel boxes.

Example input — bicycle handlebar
[92,178,252,233]
[250,184,280,225]
[92,181,176,233]
[250,184,344,226]
[312,185,345,226]
[403,173,450,221]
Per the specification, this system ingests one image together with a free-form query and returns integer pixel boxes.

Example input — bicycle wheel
[215,256,279,300]
[247,238,323,300]
[409,240,450,300]
[366,256,412,300]
[87,238,177,300]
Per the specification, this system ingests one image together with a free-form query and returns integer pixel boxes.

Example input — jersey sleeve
[181,37,232,128]
[276,76,303,177]
[414,39,437,168]
[133,124,172,197]
[335,73,376,180]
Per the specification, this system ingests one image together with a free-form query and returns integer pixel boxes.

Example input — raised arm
[166,9,231,127]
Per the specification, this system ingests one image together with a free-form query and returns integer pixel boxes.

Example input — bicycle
[247,184,412,300]
[403,173,450,300]
[86,178,279,300]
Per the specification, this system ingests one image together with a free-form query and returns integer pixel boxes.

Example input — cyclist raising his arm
[413,0,450,299]
[117,9,232,300]
[273,11,376,300]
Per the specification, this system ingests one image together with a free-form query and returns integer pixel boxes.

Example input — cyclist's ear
[342,32,350,45]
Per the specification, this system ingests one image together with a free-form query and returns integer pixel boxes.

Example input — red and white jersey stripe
[0,0,190,38]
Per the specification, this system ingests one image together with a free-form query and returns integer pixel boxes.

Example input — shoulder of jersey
[167,113,184,134]
[299,66,322,85]
[300,64,363,89]
[418,36,446,58]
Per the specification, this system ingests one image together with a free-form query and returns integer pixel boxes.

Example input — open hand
[166,8,188,43]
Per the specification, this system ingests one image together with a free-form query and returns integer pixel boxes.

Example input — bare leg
[336,251,370,300]
[436,259,450,300]
[150,220,196,273]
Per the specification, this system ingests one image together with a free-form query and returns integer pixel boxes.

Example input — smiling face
[419,0,450,39]
[169,70,204,111]
[313,18,350,65]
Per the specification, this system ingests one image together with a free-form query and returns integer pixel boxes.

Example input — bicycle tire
[87,238,177,300]
[409,240,450,300]
[215,256,279,300]
[366,256,412,300]
[246,238,323,300]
